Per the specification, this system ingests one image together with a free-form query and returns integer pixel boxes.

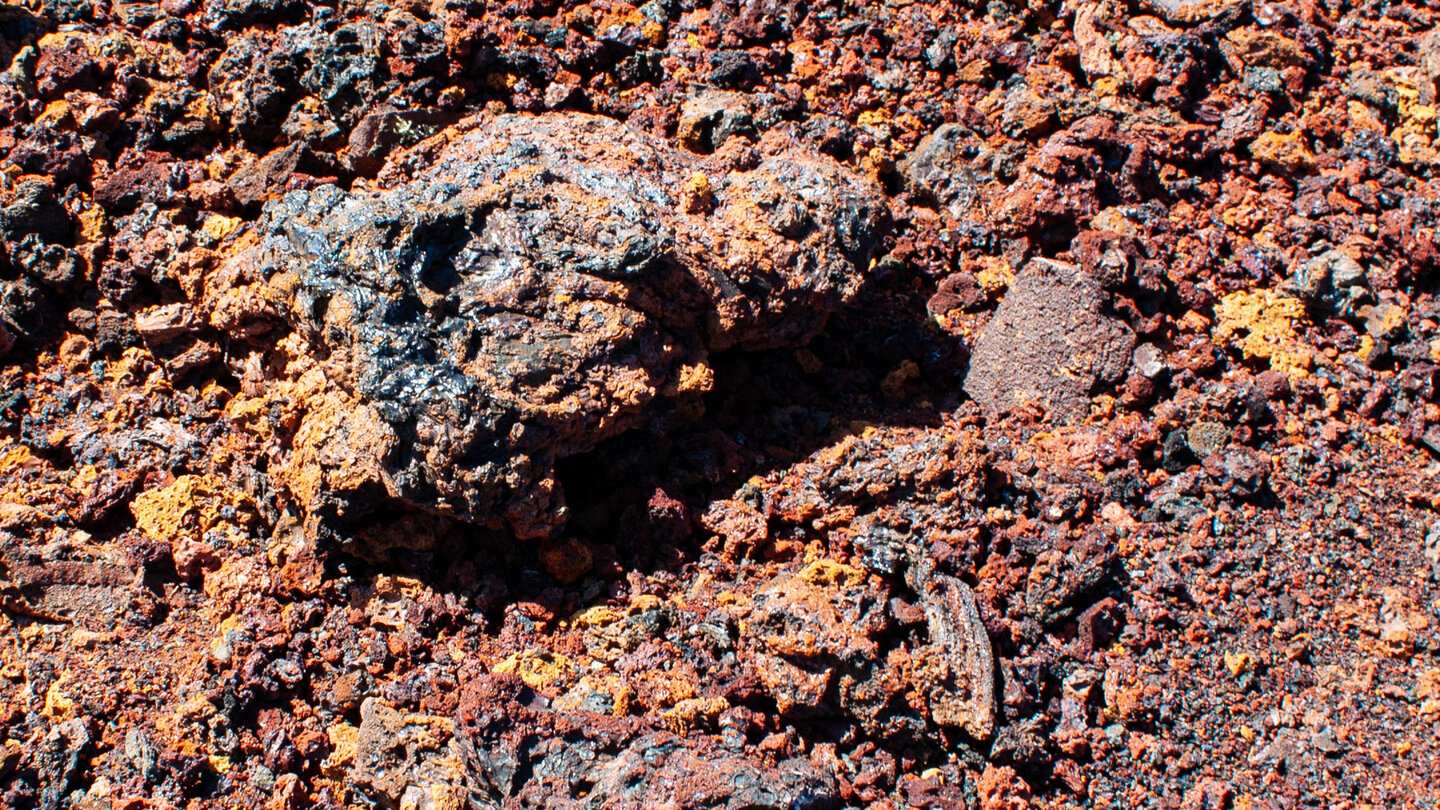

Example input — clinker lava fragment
[214,112,890,538]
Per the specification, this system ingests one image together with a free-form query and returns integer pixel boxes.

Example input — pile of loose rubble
[1,0,1439,808]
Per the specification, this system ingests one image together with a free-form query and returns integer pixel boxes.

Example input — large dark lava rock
[210,112,889,538]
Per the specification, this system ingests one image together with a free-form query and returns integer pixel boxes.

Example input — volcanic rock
[210,112,889,538]
[456,673,840,809]
[964,259,1135,423]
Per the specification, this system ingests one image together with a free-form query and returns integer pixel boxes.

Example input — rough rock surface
[347,698,465,809]
[210,112,888,538]
[964,260,1135,423]
[457,674,839,809]
[4,0,1440,807]
[900,123,986,220]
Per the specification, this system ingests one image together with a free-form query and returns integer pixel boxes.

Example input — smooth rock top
[214,112,889,538]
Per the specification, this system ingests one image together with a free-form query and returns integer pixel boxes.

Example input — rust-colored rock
[964,260,1135,423]
[211,112,888,539]
[3,1,1440,808]
[455,673,840,808]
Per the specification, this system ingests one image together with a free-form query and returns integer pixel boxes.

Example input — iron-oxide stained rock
[347,698,466,808]
[456,673,839,809]
[899,123,987,221]
[907,556,996,742]
[1140,0,1249,25]
[963,259,1135,423]
[213,112,888,538]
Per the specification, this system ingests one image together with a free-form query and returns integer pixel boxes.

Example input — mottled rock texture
[964,260,1135,423]
[209,112,889,538]
[457,674,840,809]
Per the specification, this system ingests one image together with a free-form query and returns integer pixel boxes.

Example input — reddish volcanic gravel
[1,0,1439,808]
